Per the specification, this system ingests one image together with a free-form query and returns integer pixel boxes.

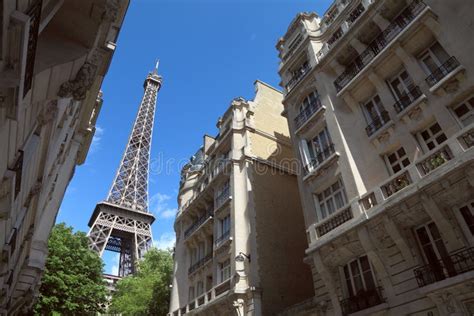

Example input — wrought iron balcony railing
[286,63,312,92]
[215,185,231,210]
[184,210,213,239]
[393,86,423,113]
[334,0,426,92]
[214,230,230,247]
[315,206,353,237]
[365,110,390,137]
[340,287,385,315]
[214,279,231,296]
[294,98,323,130]
[414,247,474,287]
[425,56,461,87]
[304,144,336,174]
[188,252,213,275]
[346,3,365,26]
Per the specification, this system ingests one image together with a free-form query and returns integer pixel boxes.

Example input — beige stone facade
[169,81,313,315]
[0,1,128,314]
[277,0,474,315]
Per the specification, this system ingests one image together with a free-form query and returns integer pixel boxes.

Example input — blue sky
[56,0,332,274]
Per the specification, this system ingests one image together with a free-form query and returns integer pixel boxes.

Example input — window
[190,248,197,265]
[299,90,321,113]
[389,69,415,100]
[219,259,231,282]
[315,178,347,221]
[417,122,447,151]
[384,147,410,174]
[198,242,205,260]
[189,286,195,300]
[415,222,449,266]
[452,96,474,127]
[343,255,376,297]
[197,281,204,296]
[219,215,230,236]
[362,95,386,123]
[304,127,333,167]
[419,42,450,75]
[459,202,474,235]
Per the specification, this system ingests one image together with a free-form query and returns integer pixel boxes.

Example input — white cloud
[149,192,177,219]
[90,126,104,154]
[154,232,176,250]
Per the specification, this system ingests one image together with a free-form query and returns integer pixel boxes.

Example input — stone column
[368,72,396,117]
[313,250,342,315]
[394,45,427,86]
[382,215,415,266]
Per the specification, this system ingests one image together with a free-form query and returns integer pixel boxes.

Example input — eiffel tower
[87,62,162,276]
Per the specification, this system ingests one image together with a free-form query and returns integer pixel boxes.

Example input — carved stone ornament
[103,0,120,22]
[376,129,391,143]
[407,105,423,121]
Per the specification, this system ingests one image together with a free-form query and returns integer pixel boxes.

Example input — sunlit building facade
[277,0,474,315]
[169,81,313,315]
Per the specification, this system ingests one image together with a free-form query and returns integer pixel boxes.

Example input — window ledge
[295,105,326,135]
[302,152,339,182]
[368,121,395,144]
[396,94,428,121]
[428,65,465,95]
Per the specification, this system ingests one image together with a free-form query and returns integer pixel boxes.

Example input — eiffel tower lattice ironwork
[87,63,162,277]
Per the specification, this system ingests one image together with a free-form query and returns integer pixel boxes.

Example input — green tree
[34,223,107,315]
[109,247,173,316]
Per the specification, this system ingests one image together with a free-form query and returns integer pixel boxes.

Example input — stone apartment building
[277,0,474,315]
[0,0,129,314]
[169,81,313,315]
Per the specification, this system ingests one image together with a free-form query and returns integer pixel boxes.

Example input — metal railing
[416,145,453,176]
[286,63,312,92]
[304,144,336,174]
[347,3,365,25]
[184,210,213,239]
[188,253,213,275]
[334,0,426,92]
[414,247,474,287]
[425,56,461,87]
[215,185,231,210]
[294,98,323,130]
[214,230,230,247]
[340,287,385,315]
[315,206,353,237]
[393,86,423,113]
[365,110,390,137]
[215,279,231,296]
[327,28,344,48]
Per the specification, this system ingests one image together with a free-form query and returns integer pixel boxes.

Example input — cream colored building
[0,1,128,314]
[277,0,474,315]
[169,81,313,315]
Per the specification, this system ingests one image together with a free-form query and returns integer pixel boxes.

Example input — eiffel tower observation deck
[87,62,162,277]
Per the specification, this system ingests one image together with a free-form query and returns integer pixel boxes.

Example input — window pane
[397,147,406,157]
[460,206,474,235]
[435,133,447,144]
[334,192,344,209]
[327,199,335,215]
[430,123,441,134]
[402,158,410,167]
[392,164,401,173]
[454,104,469,118]
[388,153,397,164]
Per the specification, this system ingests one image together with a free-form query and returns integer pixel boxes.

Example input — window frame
[453,200,474,246]
[414,221,449,265]
[341,255,377,298]
[383,146,411,175]
[361,94,385,124]
[415,121,447,153]
[450,95,474,127]
[219,259,231,283]
[418,41,450,76]
[388,68,415,100]
[314,178,348,222]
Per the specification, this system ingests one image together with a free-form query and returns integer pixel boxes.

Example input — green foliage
[33,223,107,315]
[109,247,173,316]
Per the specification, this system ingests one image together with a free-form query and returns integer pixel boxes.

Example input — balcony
[365,111,390,137]
[327,28,344,48]
[340,287,385,315]
[215,185,231,211]
[416,145,453,176]
[294,98,323,130]
[381,171,412,198]
[188,253,213,275]
[286,63,312,92]
[459,128,474,149]
[414,247,474,288]
[346,3,365,26]
[393,86,423,113]
[425,56,461,87]
[214,230,231,249]
[334,0,426,92]
[315,206,353,238]
[282,35,304,63]
[214,279,231,296]
[304,144,336,174]
[184,210,213,240]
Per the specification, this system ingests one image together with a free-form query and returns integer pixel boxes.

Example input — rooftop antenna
[154,59,160,74]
